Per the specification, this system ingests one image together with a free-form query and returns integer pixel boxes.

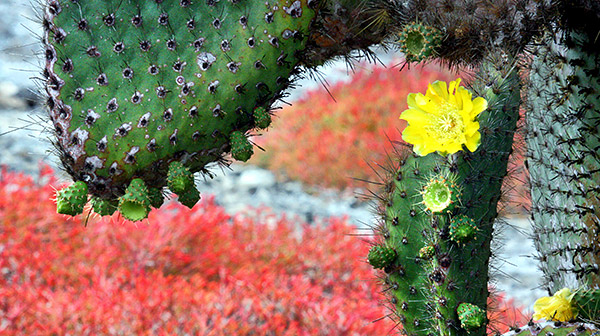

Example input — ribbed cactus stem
[526,28,600,292]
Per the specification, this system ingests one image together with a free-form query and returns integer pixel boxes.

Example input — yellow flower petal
[532,288,576,322]
[400,78,487,156]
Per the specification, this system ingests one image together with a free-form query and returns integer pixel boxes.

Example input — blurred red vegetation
[0,166,528,335]
[251,62,457,190]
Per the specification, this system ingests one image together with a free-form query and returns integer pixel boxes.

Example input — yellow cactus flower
[400,78,487,156]
[533,288,577,322]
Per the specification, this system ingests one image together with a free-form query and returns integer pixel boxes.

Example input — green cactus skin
[526,29,600,292]
[502,322,598,336]
[368,245,397,270]
[118,178,151,222]
[572,289,600,323]
[91,197,118,217]
[55,181,88,216]
[456,303,486,331]
[167,161,193,194]
[177,186,201,209]
[373,53,521,336]
[397,22,442,63]
[43,0,316,214]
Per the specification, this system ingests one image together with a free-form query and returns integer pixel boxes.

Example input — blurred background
[0,0,544,334]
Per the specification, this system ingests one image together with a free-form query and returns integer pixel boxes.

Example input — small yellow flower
[400,78,487,156]
[533,288,577,322]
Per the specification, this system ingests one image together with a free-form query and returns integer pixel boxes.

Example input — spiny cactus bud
[253,107,272,129]
[397,22,442,63]
[419,244,435,260]
[449,215,478,245]
[167,161,194,194]
[230,131,253,162]
[91,197,117,216]
[118,179,151,222]
[457,303,486,331]
[147,187,165,209]
[177,187,201,209]
[368,245,397,270]
[55,181,88,216]
[420,174,461,213]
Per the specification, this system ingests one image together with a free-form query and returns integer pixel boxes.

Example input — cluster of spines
[368,52,521,336]
[396,22,442,63]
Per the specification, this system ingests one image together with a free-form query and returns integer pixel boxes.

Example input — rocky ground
[0,0,545,311]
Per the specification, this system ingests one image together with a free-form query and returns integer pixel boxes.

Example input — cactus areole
[43,0,317,218]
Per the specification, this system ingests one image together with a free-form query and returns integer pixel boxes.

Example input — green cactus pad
[91,197,118,216]
[457,303,486,331]
[230,131,253,162]
[397,22,442,63]
[177,187,201,209]
[421,174,461,213]
[118,178,151,222]
[56,181,88,216]
[147,187,165,209]
[368,245,397,270]
[43,0,316,210]
[449,215,478,245]
[253,107,272,129]
[167,162,194,194]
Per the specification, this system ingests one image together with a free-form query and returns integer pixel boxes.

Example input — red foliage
[0,166,528,334]
[251,62,457,190]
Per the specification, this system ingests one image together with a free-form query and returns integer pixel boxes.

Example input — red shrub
[0,166,528,334]
[251,62,457,190]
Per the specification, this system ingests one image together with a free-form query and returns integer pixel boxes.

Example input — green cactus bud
[91,197,118,216]
[177,186,201,209]
[397,22,443,63]
[420,174,461,213]
[419,245,435,260]
[118,178,151,222]
[368,245,397,270]
[253,107,272,129]
[147,187,165,209]
[449,215,478,245]
[230,131,253,162]
[56,181,88,216]
[457,303,486,331]
[167,161,194,194]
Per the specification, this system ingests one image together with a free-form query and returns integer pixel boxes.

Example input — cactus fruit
[371,53,521,335]
[456,303,486,331]
[177,187,201,209]
[420,174,461,213]
[55,181,88,216]
[526,28,600,292]
[43,0,317,219]
[91,197,118,216]
[397,22,442,63]
[118,179,151,222]
[167,161,193,194]
[502,322,597,336]
[448,215,478,245]
[368,245,397,270]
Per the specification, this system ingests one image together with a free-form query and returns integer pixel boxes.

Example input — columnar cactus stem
[372,52,521,335]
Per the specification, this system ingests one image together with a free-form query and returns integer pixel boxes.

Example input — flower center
[426,103,464,143]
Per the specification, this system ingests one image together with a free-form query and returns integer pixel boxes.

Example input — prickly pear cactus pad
[42,0,316,219]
